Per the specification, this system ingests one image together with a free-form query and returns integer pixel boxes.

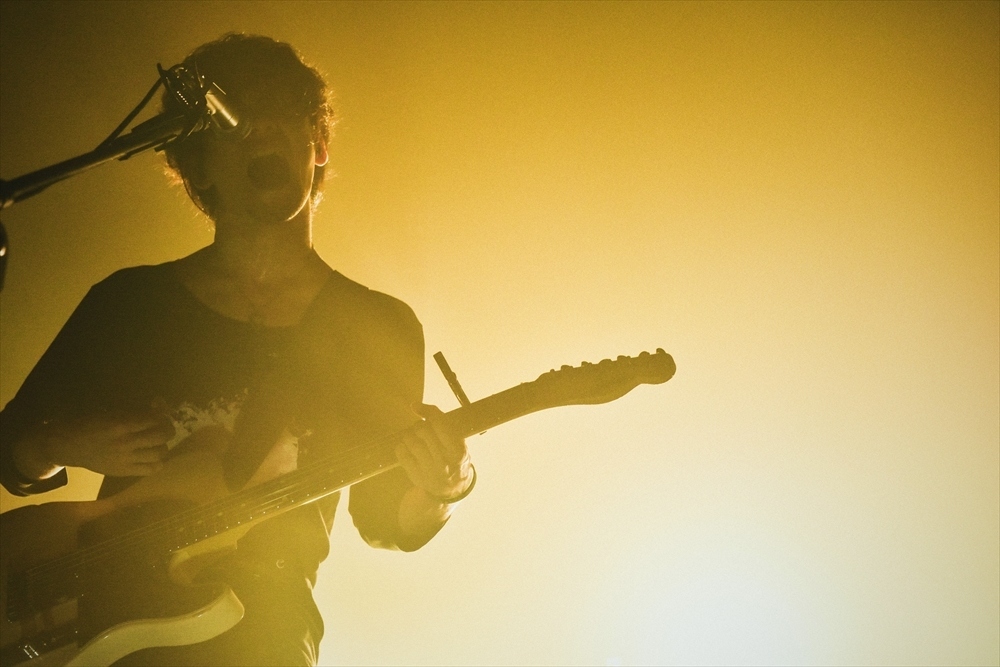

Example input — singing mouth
[247,154,291,190]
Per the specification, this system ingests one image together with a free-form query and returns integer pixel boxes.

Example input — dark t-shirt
[0,262,432,664]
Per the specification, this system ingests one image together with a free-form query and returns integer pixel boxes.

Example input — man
[0,34,474,666]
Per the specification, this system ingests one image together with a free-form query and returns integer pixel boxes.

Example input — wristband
[429,464,477,504]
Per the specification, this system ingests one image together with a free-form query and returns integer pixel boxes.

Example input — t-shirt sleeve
[347,296,441,552]
[0,273,134,496]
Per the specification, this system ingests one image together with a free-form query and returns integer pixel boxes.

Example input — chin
[248,189,311,224]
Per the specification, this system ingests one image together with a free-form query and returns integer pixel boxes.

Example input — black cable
[97,75,166,150]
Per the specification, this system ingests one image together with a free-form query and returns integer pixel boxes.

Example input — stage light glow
[1,2,996,665]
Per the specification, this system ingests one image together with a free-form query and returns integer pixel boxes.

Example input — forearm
[397,484,455,537]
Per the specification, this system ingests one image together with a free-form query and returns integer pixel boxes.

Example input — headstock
[530,348,676,407]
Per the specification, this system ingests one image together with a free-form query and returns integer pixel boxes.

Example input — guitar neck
[444,380,542,438]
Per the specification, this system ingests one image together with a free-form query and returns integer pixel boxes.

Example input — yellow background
[1,2,997,664]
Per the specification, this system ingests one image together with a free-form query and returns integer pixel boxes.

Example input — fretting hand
[395,403,473,502]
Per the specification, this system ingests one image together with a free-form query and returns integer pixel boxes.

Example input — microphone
[203,82,252,140]
[155,64,251,142]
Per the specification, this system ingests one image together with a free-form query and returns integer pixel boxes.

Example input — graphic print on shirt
[164,391,248,450]
[163,390,302,487]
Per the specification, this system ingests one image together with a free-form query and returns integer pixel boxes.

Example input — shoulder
[63,263,180,326]
[323,271,422,340]
[87,262,177,302]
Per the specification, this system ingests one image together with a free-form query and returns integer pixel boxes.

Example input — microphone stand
[0,63,218,291]
[0,112,200,211]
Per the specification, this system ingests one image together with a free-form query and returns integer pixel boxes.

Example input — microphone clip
[158,64,246,140]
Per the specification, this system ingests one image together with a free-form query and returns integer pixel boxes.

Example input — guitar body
[1,502,95,665]
[0,445,248,667]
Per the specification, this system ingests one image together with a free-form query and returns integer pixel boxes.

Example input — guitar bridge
[0,619,78,666]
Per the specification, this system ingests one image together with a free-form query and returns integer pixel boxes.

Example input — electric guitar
[0,349,675,666]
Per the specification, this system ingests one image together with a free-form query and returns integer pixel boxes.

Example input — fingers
[397,403,473,498]
[110,411,174,439]
[122,460,164,477]
[49,411,174,476]
[117,429,173,456]
[410,402,444,420]
[395,440,419,476]
[130,445,169,465]
[408,424,463,475]
[109,409,173,445]
[113,416,173,469]
[410,403,465,465]
[400,430,437,471]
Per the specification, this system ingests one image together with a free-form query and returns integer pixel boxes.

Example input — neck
[175,204,332,327]
[210,207,314,287]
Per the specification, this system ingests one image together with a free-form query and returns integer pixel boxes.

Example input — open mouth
[247,154,291,190]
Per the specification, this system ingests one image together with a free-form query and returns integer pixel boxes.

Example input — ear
[314,138,329,167]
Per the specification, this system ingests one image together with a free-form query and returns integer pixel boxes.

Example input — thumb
[410,402,444,420]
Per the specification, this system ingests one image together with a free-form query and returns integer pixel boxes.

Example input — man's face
[196,83,327,226]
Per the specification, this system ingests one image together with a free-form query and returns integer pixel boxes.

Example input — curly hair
[161,34,334,217]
